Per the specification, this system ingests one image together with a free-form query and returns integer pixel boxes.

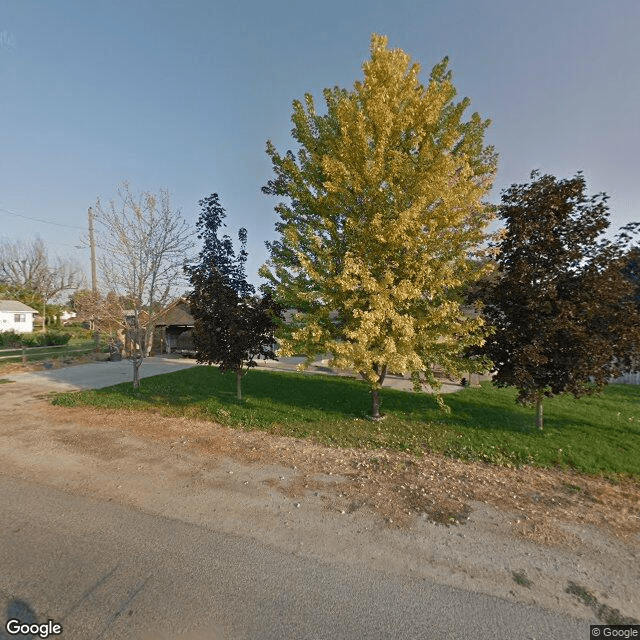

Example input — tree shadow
[96,367,373,419]
[0,600,38,640]
[0,567,147,640]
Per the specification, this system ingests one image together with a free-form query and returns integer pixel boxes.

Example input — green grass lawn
[51,366,640,479]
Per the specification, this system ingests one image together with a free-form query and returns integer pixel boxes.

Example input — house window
[14,314,26,323]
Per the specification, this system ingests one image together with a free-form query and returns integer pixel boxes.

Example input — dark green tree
[186,194,281,399]
[478,171,640,429]
[188,194,254,299]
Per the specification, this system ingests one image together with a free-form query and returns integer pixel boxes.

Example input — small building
[0,300,39,333]
[60,309,77,324]
[153,299,195,354]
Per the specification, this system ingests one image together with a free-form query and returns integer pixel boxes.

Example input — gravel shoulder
[1,361,638,625]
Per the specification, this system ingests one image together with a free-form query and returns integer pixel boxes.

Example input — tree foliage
[93,182,194,387]
[190,194,254,299]
[478,171,640,429]
[186,194,281,399]
[260,34,497,418]
[0,283,44,314]
[620,246,640,310]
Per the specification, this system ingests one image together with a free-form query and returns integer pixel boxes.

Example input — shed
[153,299,195,354]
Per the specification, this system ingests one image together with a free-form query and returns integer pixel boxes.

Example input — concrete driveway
[3,357,199,391]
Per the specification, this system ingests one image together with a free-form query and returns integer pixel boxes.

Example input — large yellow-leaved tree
[260,34,497,418]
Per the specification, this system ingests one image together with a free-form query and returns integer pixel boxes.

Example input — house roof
[155,300,194,327]
[0,300,38,313]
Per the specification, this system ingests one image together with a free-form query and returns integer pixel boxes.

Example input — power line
[45,239,88,250]
[0,206,86,230]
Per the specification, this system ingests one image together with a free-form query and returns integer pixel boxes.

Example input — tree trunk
[365,364,387,420]
[535,395,544,430]
[371,388,381,420]
[236,368,242,400]
[132,355,142,389]
[145,328,154,357]
[374,363,388,387]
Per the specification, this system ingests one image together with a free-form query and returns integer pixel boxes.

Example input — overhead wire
[0,206,86,231]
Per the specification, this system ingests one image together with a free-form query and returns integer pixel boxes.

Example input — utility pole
[88,207,99,346]
[88,207,97,294]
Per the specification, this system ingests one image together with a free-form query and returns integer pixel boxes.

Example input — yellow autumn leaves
[260,34,497,398]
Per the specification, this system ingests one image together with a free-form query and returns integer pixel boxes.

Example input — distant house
[60,309,77,324]
[0,300,39,333]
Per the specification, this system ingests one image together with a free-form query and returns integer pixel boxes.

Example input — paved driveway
[258,356,484,393]
[4,357,198,391]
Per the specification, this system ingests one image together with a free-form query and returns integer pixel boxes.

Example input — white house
[60,309,77,323]
[0,300,39,333]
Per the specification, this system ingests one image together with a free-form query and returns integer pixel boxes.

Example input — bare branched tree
[0,238,84,328]
[93,182,194,387]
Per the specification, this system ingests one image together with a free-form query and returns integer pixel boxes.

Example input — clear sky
[1,0,638,291]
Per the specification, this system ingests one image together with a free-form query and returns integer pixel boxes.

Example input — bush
[4,332,72,348]
[64,323,93,339]
[1,330,75,352]
[18,332,47,347]
[43,332,71,345]
[0,331,22,348]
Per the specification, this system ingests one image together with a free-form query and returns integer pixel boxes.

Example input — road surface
[0,475,588,640]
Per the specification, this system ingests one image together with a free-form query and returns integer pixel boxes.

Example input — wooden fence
[0,341,98,364]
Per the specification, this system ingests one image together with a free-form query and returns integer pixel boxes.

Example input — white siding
[0,310,35,333]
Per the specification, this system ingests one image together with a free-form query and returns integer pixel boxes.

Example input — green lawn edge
[51,365,640,479]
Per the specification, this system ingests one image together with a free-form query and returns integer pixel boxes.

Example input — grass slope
[52,366,640,478]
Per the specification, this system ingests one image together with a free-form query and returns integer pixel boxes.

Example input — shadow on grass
[88,366,375,420]
[88,367,573,434]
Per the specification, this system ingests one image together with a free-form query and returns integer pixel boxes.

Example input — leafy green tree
[478,171,640,429]
[260,34,497,418]
[187,194,281,399]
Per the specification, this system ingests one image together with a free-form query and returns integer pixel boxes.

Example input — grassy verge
[51,366,640,478]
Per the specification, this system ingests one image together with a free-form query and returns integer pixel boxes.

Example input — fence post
[21,346,27,364]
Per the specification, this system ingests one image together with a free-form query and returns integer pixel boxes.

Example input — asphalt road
[0,475,589,640]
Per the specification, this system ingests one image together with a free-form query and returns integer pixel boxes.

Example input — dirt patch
[42,401,640,545]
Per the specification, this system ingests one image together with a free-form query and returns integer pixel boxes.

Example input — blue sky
[1,0,639,291]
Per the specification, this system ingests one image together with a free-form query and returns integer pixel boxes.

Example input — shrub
[10,332,71,347]
[0,331,22,348]
[44,332,71,345]
[64,323,93,339]
[18,333,47,347]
